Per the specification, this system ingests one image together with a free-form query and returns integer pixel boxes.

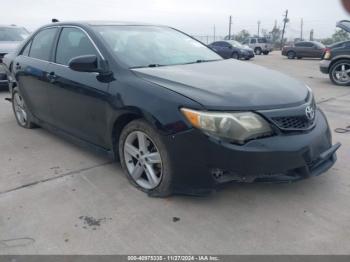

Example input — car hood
[242,45,253,51]
[0,41,21,54]
[336,20,350,33]
[132,59,308,110]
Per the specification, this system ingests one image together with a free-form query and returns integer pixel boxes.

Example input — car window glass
[250,39,256,44]
[29,28,57,61]
[258,38,267,43]
[215,42,225,47]
[296,42,311,47]
[94,25,221,68]
[21,41,31,56]
[211,42,220,47]
[306,43,314,47]
[56,27,97,66]
[222,42,231,47]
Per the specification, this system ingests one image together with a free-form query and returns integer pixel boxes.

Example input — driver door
[46,27,110,148]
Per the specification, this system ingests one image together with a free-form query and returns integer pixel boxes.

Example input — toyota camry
[6,21,340,196]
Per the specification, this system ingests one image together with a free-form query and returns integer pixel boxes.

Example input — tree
[234,30,250,43]
[321,29,350,45]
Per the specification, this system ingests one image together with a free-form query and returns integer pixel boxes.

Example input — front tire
[254,48,262,55]
[231,52,239,59]
[12,87,36,129]
[329,59,350,86]
[287,51,296,59]
[119,119,173,197]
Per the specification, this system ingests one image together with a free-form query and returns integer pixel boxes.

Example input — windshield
[228,40,244,48]
[93,25,222,68]
[0,27,29,41]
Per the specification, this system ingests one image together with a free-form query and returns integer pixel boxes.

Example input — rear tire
[118,119,173,197]
[263,51,269,55]
[287,51,296,59]
[12,87,36,129]
[329,59,350,86]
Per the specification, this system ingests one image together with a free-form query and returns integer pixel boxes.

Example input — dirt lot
[0,52,349,254]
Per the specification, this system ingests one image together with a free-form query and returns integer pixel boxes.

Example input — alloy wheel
[332,63,350,84]
[13,92,27,126]
[123,131,163,189]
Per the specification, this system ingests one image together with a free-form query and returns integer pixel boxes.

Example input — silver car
[242,37,273,55]
[0,25,29,88]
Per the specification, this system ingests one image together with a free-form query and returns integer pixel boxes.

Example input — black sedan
[6,21,340,196]
[208,40,255,60]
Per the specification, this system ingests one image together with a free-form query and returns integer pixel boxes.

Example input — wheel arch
[110,106,185,161]
[329,56,350,71]
[111,110,143,161]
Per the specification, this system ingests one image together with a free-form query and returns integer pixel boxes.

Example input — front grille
[272,116,314,130]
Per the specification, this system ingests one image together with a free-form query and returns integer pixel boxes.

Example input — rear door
[295,42,313,57]
[220,42,233,58]
[47,26,110,147]
[13,27,58,123]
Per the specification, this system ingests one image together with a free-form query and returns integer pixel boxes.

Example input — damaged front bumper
[163,109,340,194]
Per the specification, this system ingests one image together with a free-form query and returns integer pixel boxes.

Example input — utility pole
[280,9,289,49]
[213,24,216,42]
[310,29,314,41]
[257,21,261,37]
[300,18,303,40]
[228,16,232,40]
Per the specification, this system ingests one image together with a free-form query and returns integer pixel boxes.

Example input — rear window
[0,27,29,41]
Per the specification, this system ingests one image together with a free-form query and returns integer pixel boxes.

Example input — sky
[1,0,349,40]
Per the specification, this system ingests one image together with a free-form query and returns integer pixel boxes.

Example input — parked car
[0,25,29,89]
[6,21,340,196]
[320,20,350,86]
[282,41,326,59]
[242,37,273,55]
[208,40,254,60]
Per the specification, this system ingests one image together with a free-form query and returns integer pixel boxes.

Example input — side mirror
[68,55,100,73]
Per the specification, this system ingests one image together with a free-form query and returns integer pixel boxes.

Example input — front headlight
[181,108,273,144]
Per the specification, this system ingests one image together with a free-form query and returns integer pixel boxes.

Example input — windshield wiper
[129,64,165,69]
[184,59,221,65]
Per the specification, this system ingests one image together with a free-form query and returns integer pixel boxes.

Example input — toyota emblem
[305,105,315,121]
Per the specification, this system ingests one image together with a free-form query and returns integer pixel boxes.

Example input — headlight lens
[181,108,273,144]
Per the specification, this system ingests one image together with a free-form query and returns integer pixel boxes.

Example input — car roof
[41,20,165,28]
[296,41,323,45]
[329,40,350,47]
